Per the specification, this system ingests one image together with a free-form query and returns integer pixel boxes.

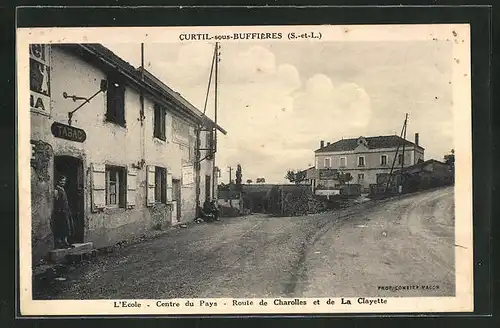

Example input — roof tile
[315,135,423,152]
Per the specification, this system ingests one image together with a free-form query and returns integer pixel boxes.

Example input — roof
[56,44,226,134]
[315,135,424,153]
[299,166,316,174]
[395,159,448,173]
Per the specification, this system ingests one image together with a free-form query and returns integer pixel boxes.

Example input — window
[324,158,331,168]
[339,157,346,167]
[381,155,387,165]
[206,130,214,149]
[206,130,214,159]
[398,154,404,165]
[155,167,167,203]
[358,173,365,180]
[358,156,365,167]
[106,74,126,126]
[154,104,166,140]
[105,166,126,207]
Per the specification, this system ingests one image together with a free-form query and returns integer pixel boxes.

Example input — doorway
[172,179,181,224]
[54,156,85,243]
[205,175,211,202]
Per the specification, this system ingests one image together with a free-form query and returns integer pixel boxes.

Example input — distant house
[375,159,453,194]
[312,134,424,192]
[298,167,317,186]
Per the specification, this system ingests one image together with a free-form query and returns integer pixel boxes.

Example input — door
[172,179,181,223]
[205,175,211,202]
[54,156,85,243]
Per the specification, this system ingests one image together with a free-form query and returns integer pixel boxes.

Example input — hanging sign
[51,122,87,143]
[29,44,51,116]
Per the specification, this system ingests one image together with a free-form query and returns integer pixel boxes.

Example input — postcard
[18,23,473,315]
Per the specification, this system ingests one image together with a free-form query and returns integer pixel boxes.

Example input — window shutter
[117,83,126,124]
[146,165,155,206]
[166,171,173,202]
[153,105,159,137]
[127,166,137,208]
[91,163,106,212]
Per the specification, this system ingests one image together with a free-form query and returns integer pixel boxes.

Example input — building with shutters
[29,43,226,264]
[311,135,424,192]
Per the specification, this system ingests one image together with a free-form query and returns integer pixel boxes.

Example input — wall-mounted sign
[182,165,194,186]
[51,122,87,143]
[319,169,339,180]
[29,44,51,116]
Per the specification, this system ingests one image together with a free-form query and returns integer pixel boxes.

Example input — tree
[338,172,353,185]
[295,170,306,184]
[256,178,266,183]
[444,149,455,168]
[235,164,242,191]
[285,169,306,184]
[444,149,455,182]
[285,170,296,183]
[246,179,253,184]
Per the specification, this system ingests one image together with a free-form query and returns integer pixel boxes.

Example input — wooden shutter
[106,78,117,121]
[166,171,173,202]
[126,166,137,208]
[153,105,159,137]
[91,163,106,212]
[116,82,126,124]
[146,165,155,206]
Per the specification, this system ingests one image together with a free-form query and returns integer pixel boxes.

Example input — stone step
[49,242,94,263]
[66,249,98,265]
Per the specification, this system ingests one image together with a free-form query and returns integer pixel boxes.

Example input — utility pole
[214,42,220,198]
[384,113,409,194]
[228,165,232,207]
[400,114,409,193]
[201,44,218,201]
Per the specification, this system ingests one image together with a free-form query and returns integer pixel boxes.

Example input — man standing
[52,175,75,248]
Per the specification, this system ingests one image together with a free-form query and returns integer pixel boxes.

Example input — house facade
[29,44,225,264]
[313,134,424,191]
[374,159,453,194]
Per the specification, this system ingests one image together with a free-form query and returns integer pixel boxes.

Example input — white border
[17,24,473,315]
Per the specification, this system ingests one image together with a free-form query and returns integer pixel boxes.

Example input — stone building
[312,134,424,192]
[29,43,226,264]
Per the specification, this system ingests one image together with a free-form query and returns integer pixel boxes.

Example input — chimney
[415,133,419,147]
[327,142,331,146]
[320,140,325,148]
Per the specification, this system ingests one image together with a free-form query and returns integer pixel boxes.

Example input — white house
[29,43,226,264]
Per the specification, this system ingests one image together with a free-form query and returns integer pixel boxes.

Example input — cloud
[291,75,372,137]
[144,44,373,183]
[151,43,215,88]
[104,41,452,183]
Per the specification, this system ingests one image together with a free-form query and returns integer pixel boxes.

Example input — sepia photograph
[18,24,473,315]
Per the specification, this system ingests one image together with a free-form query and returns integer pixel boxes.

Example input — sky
[104,40,454,184]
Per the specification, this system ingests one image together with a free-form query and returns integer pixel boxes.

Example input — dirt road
[297,186,455,297]
[34,187,455,299]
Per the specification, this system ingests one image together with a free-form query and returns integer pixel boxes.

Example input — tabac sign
[51,122,87,143]
[30,44,51,116]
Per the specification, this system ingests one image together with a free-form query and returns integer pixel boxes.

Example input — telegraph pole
[228,166,233,207]
[400,114,409,193]
[384,113,409,194]
[213,43,220,199]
